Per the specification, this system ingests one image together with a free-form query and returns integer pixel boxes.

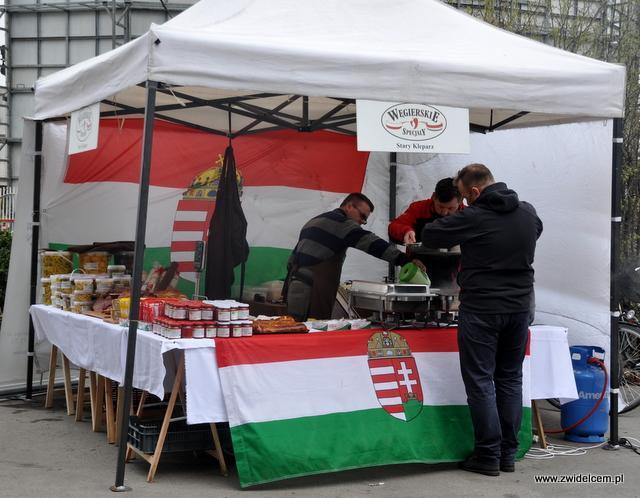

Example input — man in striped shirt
[285,193,425,321]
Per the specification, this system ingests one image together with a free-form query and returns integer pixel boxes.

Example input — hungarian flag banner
[42,119,376,293]
[215,328,532,487]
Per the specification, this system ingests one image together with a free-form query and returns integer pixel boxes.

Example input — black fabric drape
[204,145,249,299]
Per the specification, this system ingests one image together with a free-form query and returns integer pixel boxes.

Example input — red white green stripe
[215,328,532,487]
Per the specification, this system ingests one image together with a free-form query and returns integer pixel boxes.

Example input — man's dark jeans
[457,310,530,465]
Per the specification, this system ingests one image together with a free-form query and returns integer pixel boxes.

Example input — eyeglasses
[355,206,368,225]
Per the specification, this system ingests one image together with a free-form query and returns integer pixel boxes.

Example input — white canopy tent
[11,0,627,487]
[32,0,624,128]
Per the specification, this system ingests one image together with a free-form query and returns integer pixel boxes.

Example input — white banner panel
[356,100,470,154]
[68,103,100,155]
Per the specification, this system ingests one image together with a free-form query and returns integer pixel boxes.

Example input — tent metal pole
[607,117,623,449]
[388,152,397,280]
[26,121,43,400]
[112,80,159,491]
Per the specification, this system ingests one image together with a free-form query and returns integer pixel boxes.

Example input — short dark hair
[455,163,495,190]
[434,177,462,203]
[341,192,374,212]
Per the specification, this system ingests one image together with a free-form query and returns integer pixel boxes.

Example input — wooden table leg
[125,390,148,461]
[205,424,229,477]
[74,368,87,422]
[105,378,116,444]
[126,355,185,482]
[61,353,75,416]
[45,345,58,408]
[125,353,228,481]
[90,372,105,432]
[532,399,548,449]
[114,385,126,447]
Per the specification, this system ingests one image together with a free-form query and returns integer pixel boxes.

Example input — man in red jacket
[388,177,465,245]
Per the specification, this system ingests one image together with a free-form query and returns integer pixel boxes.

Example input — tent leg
[26,121,43,400]
[388,152,397,280]
[607,117,623,450]
[111,80,159,491]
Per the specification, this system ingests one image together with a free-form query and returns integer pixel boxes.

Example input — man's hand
[403,231,417,244]
[412,259,426,272]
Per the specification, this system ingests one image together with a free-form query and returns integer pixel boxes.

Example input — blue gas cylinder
[561,345,609,443]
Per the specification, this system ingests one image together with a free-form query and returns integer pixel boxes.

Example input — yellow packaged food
[73,277,94,292]
[73,300,94,313]
[78,251,110,274]
[41,278,52,306]
[41,251,73,278]
[118,298,130,319]
[73,290,93,302]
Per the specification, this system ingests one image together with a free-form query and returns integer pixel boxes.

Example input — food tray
[348,280,437,313]
[127,416,232,454]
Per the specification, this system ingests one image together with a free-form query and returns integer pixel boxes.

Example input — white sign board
[356,100,470,154]
[68,103,100,155]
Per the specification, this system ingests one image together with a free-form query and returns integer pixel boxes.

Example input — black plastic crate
[128,415,232,454]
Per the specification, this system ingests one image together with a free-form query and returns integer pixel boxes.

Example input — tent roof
[32,0,626,133]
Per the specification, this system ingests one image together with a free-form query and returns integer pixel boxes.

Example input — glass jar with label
[216,303,231,322]
[181,323,194,339]
[231,320,243,338]
[238,303,250,320]
[188,301,202,321]
[241,320,253,337]
[228,304,239,321]
[173,302,188,321]
[217,322,231,338]
[192,322,205,339]
[205,321,217,338]
[201,303,216,321]
[166,320,181,339]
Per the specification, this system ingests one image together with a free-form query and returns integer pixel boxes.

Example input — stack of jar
[45,271,132,313]
[205,300,251,338]
[146,299,252,339]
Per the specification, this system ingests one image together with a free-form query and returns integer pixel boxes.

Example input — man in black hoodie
[421,163,543,477]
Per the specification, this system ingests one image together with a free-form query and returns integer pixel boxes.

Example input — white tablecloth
[30,305,578,424]
[529,325,579,401]
[30,305,227,424]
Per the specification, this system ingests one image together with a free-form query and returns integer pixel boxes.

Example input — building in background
[0,0,630,231]
[0,0,199,227]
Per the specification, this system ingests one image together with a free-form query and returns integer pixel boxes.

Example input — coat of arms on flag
[170,153,244,283]
[367,330,424,421]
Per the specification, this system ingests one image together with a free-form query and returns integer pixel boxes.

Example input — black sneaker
[459,456,500,477]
